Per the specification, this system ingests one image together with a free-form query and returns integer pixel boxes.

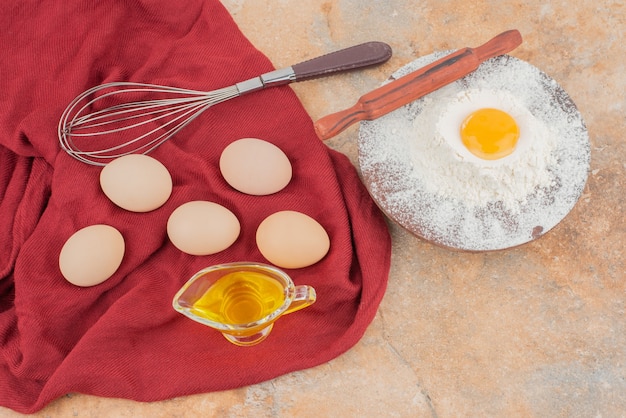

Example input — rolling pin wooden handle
[472,29,523,61]
[314,29,523,141]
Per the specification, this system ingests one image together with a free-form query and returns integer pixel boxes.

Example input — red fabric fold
[0,0,391,413]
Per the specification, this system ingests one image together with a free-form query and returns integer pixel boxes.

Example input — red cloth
[0,0,391,413]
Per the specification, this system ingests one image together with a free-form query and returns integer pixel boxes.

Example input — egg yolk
[460,108,520,160]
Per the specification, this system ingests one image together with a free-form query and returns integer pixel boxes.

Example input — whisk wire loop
[58,82,239,166]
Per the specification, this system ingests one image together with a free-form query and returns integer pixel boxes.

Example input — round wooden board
[358,53,590,251]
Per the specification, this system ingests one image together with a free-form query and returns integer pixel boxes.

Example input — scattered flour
[358,53,590,251]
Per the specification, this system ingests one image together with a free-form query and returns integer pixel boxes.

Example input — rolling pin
[314,29,523,140]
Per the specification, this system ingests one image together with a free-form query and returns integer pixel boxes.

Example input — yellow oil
[191,271,286,325]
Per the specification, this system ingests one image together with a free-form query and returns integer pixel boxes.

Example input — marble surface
[3,0,625,416]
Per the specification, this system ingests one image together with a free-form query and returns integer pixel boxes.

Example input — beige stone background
[2,0,625,417]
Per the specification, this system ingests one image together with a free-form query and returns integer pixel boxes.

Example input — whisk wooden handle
[292,42,392,81]
[314,29,523,141]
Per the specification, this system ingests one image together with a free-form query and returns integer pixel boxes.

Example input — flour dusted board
[358,53,590,251]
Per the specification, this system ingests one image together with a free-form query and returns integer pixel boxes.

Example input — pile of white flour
[408,86,557,212]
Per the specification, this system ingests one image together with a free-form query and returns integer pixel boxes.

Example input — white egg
[219,138,292,196]
[167,201,240,256]
[59,224,125,287]
[256,211,330,269]
[100,154,173,212]
[437,89,535,166]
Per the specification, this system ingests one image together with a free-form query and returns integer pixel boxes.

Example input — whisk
[58,42,392,166]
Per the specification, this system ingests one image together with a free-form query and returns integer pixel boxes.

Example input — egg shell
[100,154,173,212]
[167,201,240,256]
[219,138,292,195]
[59,224,125,287]
[256,210,330,269]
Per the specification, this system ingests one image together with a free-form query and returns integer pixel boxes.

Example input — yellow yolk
[460,108,520,160]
